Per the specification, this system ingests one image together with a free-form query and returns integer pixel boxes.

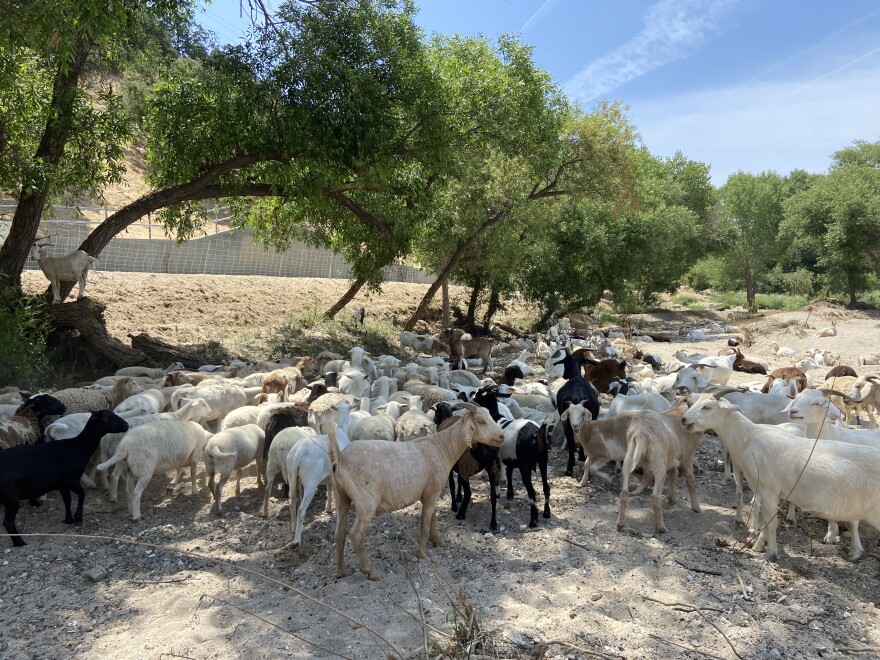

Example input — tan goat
[615,403,703,534]
[328,402,503,581]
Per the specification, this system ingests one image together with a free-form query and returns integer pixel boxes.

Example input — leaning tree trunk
[0,43,90,288]
[52,159,269,300]
[404,210,508,331]
[129,332,226,369]
[325,276,367,319]
[46,299,146,369]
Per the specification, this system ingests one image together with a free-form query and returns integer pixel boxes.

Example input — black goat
[499,417,552,527]
[501,364,525,387]
[826,365,858,379]
[0,410,128,547]
[555,355,600,477]
[445,387,503,531]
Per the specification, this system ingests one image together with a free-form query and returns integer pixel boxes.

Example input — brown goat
[732,349,767,375]
[825,365,858,380]
[444,328,494,374]
[760,367,808,393]
[582,359,627,394]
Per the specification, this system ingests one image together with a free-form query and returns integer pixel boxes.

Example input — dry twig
[641,595,743,660]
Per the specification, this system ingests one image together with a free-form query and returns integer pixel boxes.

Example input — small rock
[84,566,108,583]
[502,628,528,648]
[590,592,602,602]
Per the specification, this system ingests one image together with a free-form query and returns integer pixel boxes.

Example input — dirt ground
[6,272,880,659]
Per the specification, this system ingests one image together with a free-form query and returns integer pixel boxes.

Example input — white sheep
[52,377,143,414]
[816,320,837,337]
[858,354,880,366]
[287,404,352,546]
[172,382,247,430]
[97,398,213,498]
[115,362,184,379]
[682,391,880,561]
[219,405,261,430]
[32,244,98,304]
[204,424,266,516]
[96,420,212,521]
[395,395,435,441]
[261,426,317,518]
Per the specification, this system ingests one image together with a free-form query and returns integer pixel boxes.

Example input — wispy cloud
[632,62,880,184]
[565,0,740,103]
[520,0,561,33]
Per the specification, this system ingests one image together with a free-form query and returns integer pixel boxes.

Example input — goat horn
[818,388,847,398]
[453,401,479,413]
[866,375,880,385]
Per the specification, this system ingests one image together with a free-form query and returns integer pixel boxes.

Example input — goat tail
[327,428,341,474]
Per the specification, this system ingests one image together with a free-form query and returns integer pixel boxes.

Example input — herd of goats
[0,317,879,581]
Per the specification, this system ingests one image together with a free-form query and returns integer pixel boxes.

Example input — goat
[682,391,880,561]
[556,354,600,477]
[328,402,503,580]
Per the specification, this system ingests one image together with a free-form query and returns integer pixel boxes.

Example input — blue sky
[200,1,880,184]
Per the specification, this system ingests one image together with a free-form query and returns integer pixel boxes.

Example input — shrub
[0,287,50,388]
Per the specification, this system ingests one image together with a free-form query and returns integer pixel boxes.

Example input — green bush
[685,256,734,292]
[0,287,51,388]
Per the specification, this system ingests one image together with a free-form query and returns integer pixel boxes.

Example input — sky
[199,0,880,184]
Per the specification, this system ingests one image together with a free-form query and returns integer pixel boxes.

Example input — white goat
[261,426,317,518]
[682,392,880,561]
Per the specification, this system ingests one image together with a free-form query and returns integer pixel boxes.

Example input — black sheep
[0,410,128,547]
[555,355,600,477]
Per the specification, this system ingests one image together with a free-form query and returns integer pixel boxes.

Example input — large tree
[717,171,789,311]
[0,0,196,287]
[783,141,880,305]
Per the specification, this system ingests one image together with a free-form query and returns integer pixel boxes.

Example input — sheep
[261,426,316,518]
[682,391,880,561]
[448,369,481,388]
[45,406,147,442]
[258,370,294,403]
[616,406,703,534]
[395,395,436,441]
[114,389,167,418]
[329,402,504,580]
[287,404,352,545]
[308,392,357,433]
[338,369,370,397]
[219,405,261,430]
[401,379,456,409]
[0,404,19,422]
[349,411,396,442]
[0,388,26,406]
[172,383,247,430]
[0,394,66,449]
[97,398,213,499]
[96,420,212,521]
[114,362,184,379]
[506,350,535,377]
[51,377,143,414]
[204,424,266,516]
[0,410,128,546]
[816,320,837,337]
[400,331,443,360]
[31,243,98,304]
[858,354,880,367]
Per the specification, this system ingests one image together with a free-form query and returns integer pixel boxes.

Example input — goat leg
[448,471,458,512]
[539,452,551,519]
[456,479,472,521]
[487,467,498,532]
[59,487,74,524]
[505,462,515,500]
[3,502,25,547]
[70,482,86,524]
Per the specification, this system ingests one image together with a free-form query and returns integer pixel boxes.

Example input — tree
[783,141,880,305]
[0,0,197,288]
[717,171,789,311]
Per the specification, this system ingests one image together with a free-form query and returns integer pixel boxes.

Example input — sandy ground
[5,273,880,659]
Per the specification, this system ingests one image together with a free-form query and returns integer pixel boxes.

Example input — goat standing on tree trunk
[31,241,98,304]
